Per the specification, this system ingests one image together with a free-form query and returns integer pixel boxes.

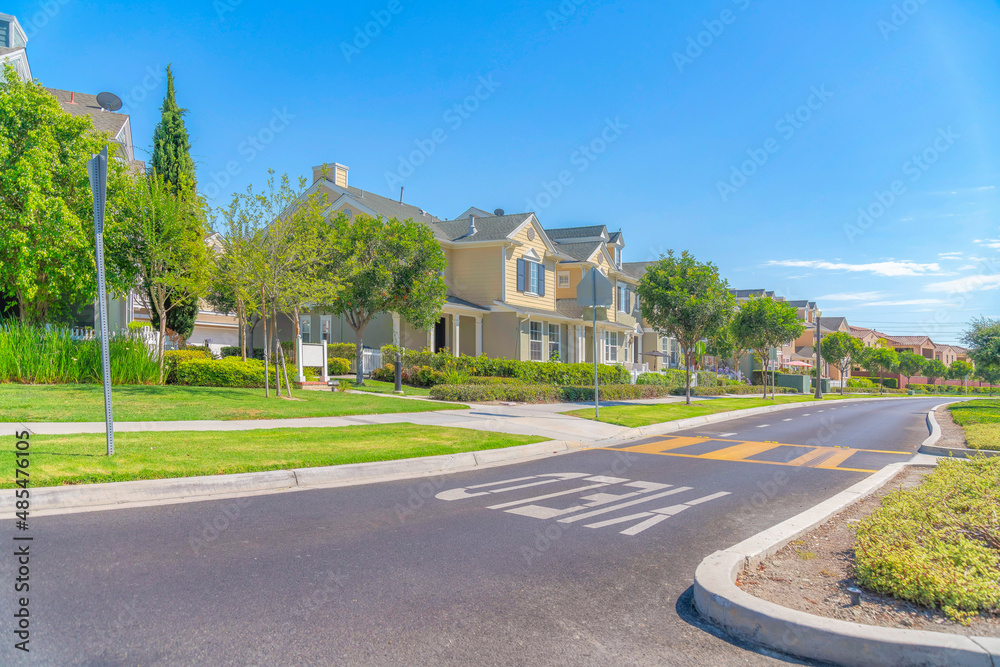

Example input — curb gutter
[692,406,1000,667]
[1,440,583,517]
[918,402,1000,459]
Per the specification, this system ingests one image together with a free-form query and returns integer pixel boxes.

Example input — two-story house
[278,162,649,368]
[0,12,30,82]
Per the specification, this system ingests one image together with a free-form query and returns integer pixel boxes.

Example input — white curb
[692,405,1000,667]
[918,402,1000,459]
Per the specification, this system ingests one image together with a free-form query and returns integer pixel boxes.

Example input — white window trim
[529,321,543,361]
[527,262,540,296]
[300,316,312,343]
[604,331,619,363]
[548,324,561,360]
[320,315,333,342]
[557,271,570,289]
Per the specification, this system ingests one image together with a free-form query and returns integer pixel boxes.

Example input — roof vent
[494,208,505,216]
[468,214,477,237]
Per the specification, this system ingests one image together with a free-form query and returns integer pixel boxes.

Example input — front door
[434,317,447,353]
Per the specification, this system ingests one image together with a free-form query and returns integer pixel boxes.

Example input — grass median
[561,394,862,428]
[0,384,463,422]
[2,424,546,488]
[948,399,1000,451]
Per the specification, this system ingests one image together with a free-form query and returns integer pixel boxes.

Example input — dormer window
[615,247,622,266]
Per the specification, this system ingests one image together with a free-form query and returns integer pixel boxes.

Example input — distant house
[0,12,30,82]
[47,88,145,172]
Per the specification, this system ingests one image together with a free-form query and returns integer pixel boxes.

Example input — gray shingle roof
[787,300,817,309]
[818,316,848,332]
[545,225,607,241]
[621,261,653,279]
[445,294,490,311]
[556,299,584,320]
[432,213,533,243]
[0,46,19,56]
[608,231,622,244]
[555,241,603,262]
[731,289,776,299]
[332,184,441,224]
[46,88,129,137]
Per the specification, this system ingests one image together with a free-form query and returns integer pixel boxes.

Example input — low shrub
[696,371,718,388]
[854,457,1000,623]
[842,387,907,395]
[636,370,686,389]
[847,377,877,388]
[220,346,242,358]
[385,349,631,385]
[559,384,675,402]
[881,378,898,389]
[163,348,215,383]
[328,358,351,375]
[907,383,995,395]
[328,343,356,360]
[430,383,562,403]
[173,357,277,388]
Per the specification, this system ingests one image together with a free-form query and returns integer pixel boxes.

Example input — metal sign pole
[87,146,114,456]
[814,317,823,399]
[593,269,599,419]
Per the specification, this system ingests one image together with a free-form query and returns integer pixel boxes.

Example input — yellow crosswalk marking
[815,448,859,469]
[785,447,831,467]
[619,437,709,455]
[700,440,779,461]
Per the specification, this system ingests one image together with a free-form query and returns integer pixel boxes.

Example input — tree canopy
[860,346,899,393]
[821,330,863,395]
[0,64,131,324]
[635,251,734,403]
[923,358,948,385]
[732,296,805,399]
[150,65,196,192]
[322,213,448,384]
[897,351,927,378]
[962,316,1000,370]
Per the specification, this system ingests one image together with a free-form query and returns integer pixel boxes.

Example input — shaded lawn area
[562,394,857,428]
[1,424,546,488]
[949,399,1000,451]
[0,384,464,423]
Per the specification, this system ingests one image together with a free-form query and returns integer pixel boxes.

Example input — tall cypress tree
[150,65,196,191]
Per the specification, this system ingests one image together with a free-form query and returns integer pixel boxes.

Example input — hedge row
[677,385,796,396]
[380,349,632,385]
[173,358,278,388]
[163,349,214,383]
[218,348,351,376]
[636,369,719,388]
[429,383,678,403]
[907,383,997,395]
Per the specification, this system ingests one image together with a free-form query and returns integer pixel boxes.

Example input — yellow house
[282,162,650,368]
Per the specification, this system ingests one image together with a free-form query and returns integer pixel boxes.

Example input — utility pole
[814,316,823,399]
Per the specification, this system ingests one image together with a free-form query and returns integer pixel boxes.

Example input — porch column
[475,316,483,357]
[452,315,460,357]
[568,325,576,363]
[427,328,434,351]
[392,313,401,347]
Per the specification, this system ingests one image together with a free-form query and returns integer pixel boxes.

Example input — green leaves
[0,64,130,324]
[963,316,1000,370]
[150,65,196,192]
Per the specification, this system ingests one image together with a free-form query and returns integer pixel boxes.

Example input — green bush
[389,349,631,385]
[328,343,357,360]
[881,378,898,389]
[854,457,1000,623]
[220,346,241,358]
[163,348,215,383]
[696,371,718,387]
[328,358,351,375]
[173,357,277,388]
[636,370,686,388]
[843,386,907,395]
[559,384,675,402]
[430,383,562,403]
[847,377,877,388]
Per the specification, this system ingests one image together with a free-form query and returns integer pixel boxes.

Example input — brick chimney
[312,162,349,188]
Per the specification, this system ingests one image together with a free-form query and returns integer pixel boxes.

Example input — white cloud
[937,251,963,259]
[975,238,1000,249]
[859,299,948,307]
[924,274,1000,293]
[766,259,942,277]
[816,291,887,302]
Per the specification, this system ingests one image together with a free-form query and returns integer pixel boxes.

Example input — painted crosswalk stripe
[718,432,737,437]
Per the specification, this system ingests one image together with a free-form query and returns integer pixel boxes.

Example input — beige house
[280,162,656,369]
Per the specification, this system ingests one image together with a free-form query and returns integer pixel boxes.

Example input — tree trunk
[157,312,167,384]
[355,326,365,386]
[684,344,692,405]
[261,292,269,399]
[237,299,246,362]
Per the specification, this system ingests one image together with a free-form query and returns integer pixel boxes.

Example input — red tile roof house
[849,328,988,389]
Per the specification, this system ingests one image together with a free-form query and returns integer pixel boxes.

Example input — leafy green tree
[150,65,196,192]
[120,173,210,380]
[732,296,805,399]
[948,359,974,394]
[821,331,863,395]
[323,214,448,385]
[923,358,948,385]
[149,293,199,342]
[897,351,926,380]
[974,363,1000,395]
[0,65,132,324]
[962,317,1000,370]
[635,251,735,403]
[860,346,899,393]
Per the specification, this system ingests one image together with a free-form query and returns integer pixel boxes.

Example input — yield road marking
[610,437,909,473]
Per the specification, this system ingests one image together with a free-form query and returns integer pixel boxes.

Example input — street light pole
[814,315,823,399]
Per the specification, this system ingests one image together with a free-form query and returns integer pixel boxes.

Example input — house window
[529,322,543,361]
[320,315,332,342]
[529,262,539,295]
[299,316,311,343]
[615,248,622,266]
[557,271,570,289]
[604,331,618,363]
[617,285,630,313]
[517,259,546,296]
[548,324,561,361]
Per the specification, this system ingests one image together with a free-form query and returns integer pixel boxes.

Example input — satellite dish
[493,208,505,216]
[96,92,122,112]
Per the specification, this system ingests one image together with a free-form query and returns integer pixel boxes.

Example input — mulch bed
[737,466,1000,637]
[935,406,969,449]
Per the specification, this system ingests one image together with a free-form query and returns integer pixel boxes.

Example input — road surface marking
[815,448,858,469]
[782,418,793,422]
[487,483,610,509]
[583,491,732,535]
[620,436,713,456]
[558,487,693,523]
[755,424,770,428]
[718,432,737,437]
[701,441,777,461]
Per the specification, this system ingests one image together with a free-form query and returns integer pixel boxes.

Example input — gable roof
[731,289,776,299]
[545,225,608,241]
[787,300,817,309]
[432,212,534,243]
[315,180,441,225]
[455,206,492,219]
[621,261,653,280]
[47,88,130,138]
[817,316,848,332]
[555,241,605,262]
[886,335,933,346]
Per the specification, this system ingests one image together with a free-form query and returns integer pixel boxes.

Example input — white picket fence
[357,349,382,377]
[60,325,162,352]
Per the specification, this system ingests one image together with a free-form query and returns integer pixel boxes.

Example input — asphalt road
[1,397,943,666]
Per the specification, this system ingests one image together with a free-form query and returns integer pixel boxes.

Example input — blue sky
[12,0,1000,344]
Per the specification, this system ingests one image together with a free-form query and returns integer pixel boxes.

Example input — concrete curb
[1,440,583,517]
[692,404,1000,667]
[918,402,1000,459]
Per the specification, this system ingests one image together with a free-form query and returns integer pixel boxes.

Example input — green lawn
[562,394,856,428]
[0,384,464,423]
[1,424,546,488]
[948,399,1000,451]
